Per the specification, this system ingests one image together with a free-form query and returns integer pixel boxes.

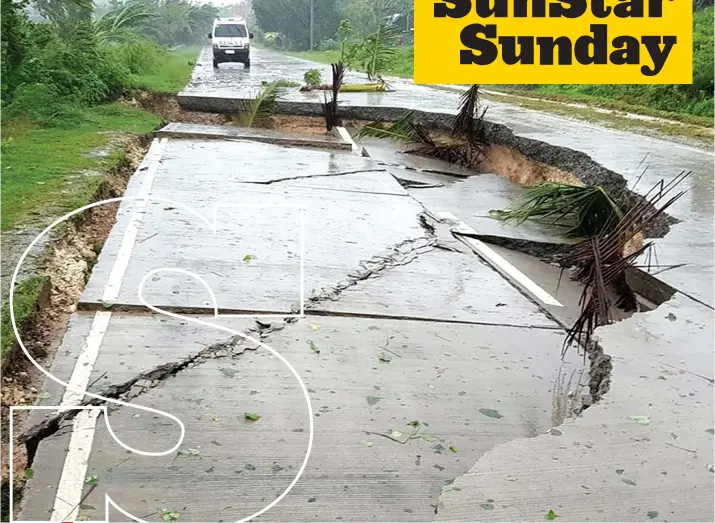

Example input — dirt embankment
[1,137,150,511]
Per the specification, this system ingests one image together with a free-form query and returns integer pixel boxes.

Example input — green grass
[487,86,714,127]
[1,276,46,363]
[1,103,161,231]
[131,45,202,94]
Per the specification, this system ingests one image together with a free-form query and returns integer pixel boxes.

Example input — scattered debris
[647,510,659,519]
[366,396,381,406]
[480,502,494,510]
[631,415,651,425]
[360,440,374,448]
[85,474,99,485]
[244,412,261,422]
[309,341,320,354]
[178,448,200,457]
[160,508,181,522]
[621,478,637,486]
[378,353,392,363]
[479,408,504,419]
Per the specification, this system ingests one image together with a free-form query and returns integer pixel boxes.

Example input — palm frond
[561,172,689,355]
[490,183,623,238]
[234,82,279,128]
[363,23,401,81]
[358,111,434,145]
[452,85,489,144]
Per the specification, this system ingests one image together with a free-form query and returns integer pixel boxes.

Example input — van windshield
[214,24,247,37]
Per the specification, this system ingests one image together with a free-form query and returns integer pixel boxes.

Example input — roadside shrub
[304,68,322,86]
[105,38,167,76]
[4,84,87,127]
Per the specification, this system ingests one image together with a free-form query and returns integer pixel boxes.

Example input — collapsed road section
[15,128,586,522]
[11,47,713,522]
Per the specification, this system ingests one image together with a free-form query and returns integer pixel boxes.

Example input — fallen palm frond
[357,111,434,145]
[452,85,489,160]
[234,82,279,128]
[490,183,624,238]
[561,171,689,356]
[323,63,345,131]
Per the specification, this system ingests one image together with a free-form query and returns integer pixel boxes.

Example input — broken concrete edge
[154,128,353,152]
[176,94,675,238]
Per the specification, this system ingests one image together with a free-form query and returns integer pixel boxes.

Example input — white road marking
[335,126,361,155]
[60,312,112,408]
[101,137,168,304]
[50,409,102,522]
[50,139,168,521]
[436,211,563,307]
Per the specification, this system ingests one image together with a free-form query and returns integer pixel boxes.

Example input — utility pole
[310,0,314,50]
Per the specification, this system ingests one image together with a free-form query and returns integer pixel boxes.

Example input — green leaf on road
[621,478,637,486]
[378,353,392,363]
[366,396,381,406]
[480,503,494,510]
[85,475,98,486]
[24,469,34,479]
[211,416,221,422]
[219,368,237,378]
[630,415,650,425]
[389,430,403,439]
[479,408,504,419]
[245,412,261,421]
[161,509,181,522]
[310,324,320,331]
[407,420,421,427]
[421,434,439,442]
[449,445,459,453]
[178,448,200,457]
[546,509,559,520]
[309,341,320,354]
[360,440,373,447]
[647,511,659,519]
[243,254,253,262]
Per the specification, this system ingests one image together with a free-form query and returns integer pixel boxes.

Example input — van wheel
[213,59,219,68]
[244,58,251,68]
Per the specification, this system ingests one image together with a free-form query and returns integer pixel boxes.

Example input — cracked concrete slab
[81,139,427,311]
[19,314,582,522]
[312,247,558,328]
[435,293,714,522]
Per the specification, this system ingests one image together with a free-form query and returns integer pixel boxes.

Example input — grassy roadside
[131,45,201,94]
[0,46,199,362]
[485,86,713,128]
[482,91,714,147]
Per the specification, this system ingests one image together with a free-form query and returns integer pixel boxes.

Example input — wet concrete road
[15,49,713,522]
[182,46,714,306]
[18,130,586,522]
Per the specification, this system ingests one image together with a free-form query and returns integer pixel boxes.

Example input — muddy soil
[0,137,150,507]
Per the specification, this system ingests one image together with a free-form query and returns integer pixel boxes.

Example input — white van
[208,18,253,69]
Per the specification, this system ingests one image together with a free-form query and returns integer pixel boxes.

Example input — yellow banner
[415,0,693,84]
